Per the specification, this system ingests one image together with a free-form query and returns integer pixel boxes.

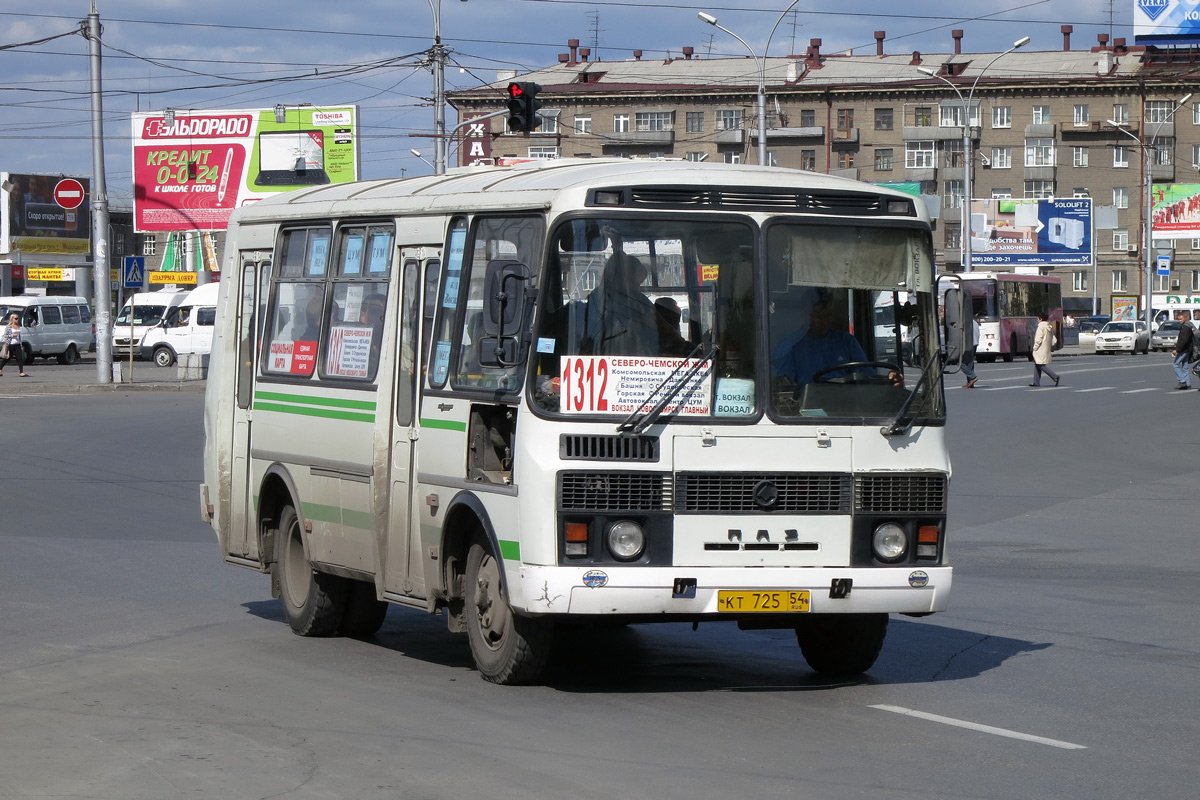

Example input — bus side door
[230,253,271,559]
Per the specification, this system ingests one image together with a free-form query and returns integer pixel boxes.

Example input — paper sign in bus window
[559,355,712,415]
[325,326,373,378]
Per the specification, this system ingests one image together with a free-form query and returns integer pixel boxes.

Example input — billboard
[966,197,1093,267]
[1134,0,1200,45]
[1,172,92,255]
[1151,183,1200,239]
[131,106,359,232]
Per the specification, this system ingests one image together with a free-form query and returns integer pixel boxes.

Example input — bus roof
[229,159,929,226]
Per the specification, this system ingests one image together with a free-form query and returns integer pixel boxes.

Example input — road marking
[1074,387,1113,392]
[869,705,1087,750]
[981,385,1025,391]
[1121,387,1161,393]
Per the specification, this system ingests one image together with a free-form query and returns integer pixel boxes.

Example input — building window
[1072,271,1088,292]
[723,151,741,164]
[614,114,630,133]
[1024,180,1054,199]
[1193,238,1200,250]
[635,111,672,132]
[945,180,963,210]
[684,152,706,162]
[837,151,855,169]
[801,150,816,171]
[874,148,894,170]
[943,140,964,168]
[686,112,703,133]
[1073,188,1090,198]
[992,146,1012,169]
[946,226,961,249]
[1151,140,1172,165]
[1073,104,1090,126]
[1193,144,1200,169]
[919,180,937,195]
[913,106,934,127]
[940,104,979,127]
[527,146,559,159]
[1032,105,1051,124]
[1072,146,1088,167]
[992,106,1012,128]
[1155,274,1171,292]
[142,236,157,256]
[1113,229,1129,251]
[716,109,744,131]
[766,150,778,167]
[1193,103,1200,125]
[1113,187,1129,209]
[991,188,1012,199]
[836,109,854,131]
[800,109,816,127]
[875,107,894,130]
[1025,138,1055,167]
[906,140,935,168]
[574,115,592,134]
[1114,145,1129,168]
[537,110,561,134]
[1146,100,1173,124]
[1193,270,1200,292]
[1112,103,1129,125]
[1113,270,1128,292]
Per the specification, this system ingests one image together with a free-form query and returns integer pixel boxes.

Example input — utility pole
[85,1,113,382]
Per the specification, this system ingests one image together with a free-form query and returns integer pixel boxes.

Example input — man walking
[961,314,980,388]
[1172,313,1197,389]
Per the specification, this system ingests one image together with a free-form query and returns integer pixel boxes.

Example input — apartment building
[449,30,1200,316]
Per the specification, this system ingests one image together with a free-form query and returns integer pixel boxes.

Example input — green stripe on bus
[420,417,467,431]
[254,391,376,411]
[300,502,374,531]
[499,539,520,561]
[255,401,374,423]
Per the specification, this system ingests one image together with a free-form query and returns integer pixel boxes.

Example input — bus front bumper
[511,564,952,617]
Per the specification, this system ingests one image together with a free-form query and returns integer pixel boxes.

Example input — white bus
[939,272,1063,362]
[202,160,955,684]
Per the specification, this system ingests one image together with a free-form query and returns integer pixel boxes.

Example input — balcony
[1151,162,1176,181]
[1024,123,1057,137]
[605,130,675,146]
[1024,166,1057,180]
[713,128,744,144]
[830,128,859,149]
[750,126,825,141]
[903,125,962,142]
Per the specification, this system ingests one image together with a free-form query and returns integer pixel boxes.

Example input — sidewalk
[0,356,206,394]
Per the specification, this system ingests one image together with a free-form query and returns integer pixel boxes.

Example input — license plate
[717,590,810,613]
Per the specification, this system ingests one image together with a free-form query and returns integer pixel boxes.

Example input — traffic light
[507,82,543,133]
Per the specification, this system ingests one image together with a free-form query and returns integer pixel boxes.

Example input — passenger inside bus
[582,252,660,355]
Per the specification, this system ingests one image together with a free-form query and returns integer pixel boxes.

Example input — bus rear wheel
[338,581,389,637]
[276,503,347,637]
[464,538,553,684]
[795,613,888,675]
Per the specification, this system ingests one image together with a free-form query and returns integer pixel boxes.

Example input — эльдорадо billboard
[131,106,358,232]
[2,172,91,255]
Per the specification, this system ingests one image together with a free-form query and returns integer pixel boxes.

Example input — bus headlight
[872,523,908,562]
[606,520,646,561]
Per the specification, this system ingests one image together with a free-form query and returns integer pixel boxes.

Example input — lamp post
[699,1,803,167]
[1108,92,1192,326]
[917,35,1029,273]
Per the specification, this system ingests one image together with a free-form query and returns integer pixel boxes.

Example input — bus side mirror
[481,259,530,367]
[942,286,968,366]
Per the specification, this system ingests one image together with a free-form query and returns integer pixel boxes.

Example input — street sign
[123,256,146,289]
[52,178,86,210]
[1157,255,1172,276]
[148,270,197,285]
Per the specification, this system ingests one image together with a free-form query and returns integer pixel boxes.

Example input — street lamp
[699,1,803,167]
[1108,92,1192,327]
[410,149,435,169]
[917,35,1029,273]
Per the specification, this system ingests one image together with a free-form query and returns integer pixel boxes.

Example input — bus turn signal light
[917,525,939,559]
[565,522,588,556]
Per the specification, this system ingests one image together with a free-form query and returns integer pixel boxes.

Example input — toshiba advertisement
[131,106,359,232]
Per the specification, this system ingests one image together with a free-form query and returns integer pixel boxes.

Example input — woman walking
[0,313,29,377]
[1029,312,1059,387]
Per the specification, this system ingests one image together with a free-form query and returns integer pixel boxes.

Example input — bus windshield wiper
[881,349,943,437]
[617,343,717,435]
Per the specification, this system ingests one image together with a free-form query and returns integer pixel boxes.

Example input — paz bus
[201,159,960,684]
[939,271,1063,362]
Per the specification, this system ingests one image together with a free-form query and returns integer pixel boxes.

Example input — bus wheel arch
[256,467,304,582]
[439,493,505,631]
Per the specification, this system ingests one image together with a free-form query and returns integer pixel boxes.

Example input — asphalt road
[0,353,1196,799]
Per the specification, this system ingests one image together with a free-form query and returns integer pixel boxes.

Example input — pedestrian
[961,314,980,388]
[0,313,29,377]
[1172,312,1197,390]
[1029,312,1059,388]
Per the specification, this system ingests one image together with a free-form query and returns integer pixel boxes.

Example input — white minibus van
[113,289,188,358]
[139,282,220,366]
[0,295,93,364]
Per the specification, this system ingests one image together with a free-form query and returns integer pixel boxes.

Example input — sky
[0,0,1130,209]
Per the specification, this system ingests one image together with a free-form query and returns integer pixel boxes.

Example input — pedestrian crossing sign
[123,256,146,289]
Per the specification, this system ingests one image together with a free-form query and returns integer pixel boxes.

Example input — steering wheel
[812,361,902,385]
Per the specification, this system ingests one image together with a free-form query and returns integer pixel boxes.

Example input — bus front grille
[560,434,659,462]
[674,472,852,514]
[854,473,947,514]
[558,471,671,511]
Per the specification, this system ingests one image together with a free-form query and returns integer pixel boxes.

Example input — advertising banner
[966,197,1093,267]
[1134,0,1200,45]
[131,106,359,232]
[1,172,91,255]
[1150,183,1200,239]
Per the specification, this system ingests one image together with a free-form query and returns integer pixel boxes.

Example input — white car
[1094,320,1150,354]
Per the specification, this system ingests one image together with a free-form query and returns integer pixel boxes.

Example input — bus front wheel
[795,613,888,675]
[276,503,347,637]
[464,538,553,684]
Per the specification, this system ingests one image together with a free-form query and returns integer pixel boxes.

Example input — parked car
[1151,320,1183,351]
[1095,320,1150,354]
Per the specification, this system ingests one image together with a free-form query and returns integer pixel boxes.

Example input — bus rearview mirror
[942,286,968,366]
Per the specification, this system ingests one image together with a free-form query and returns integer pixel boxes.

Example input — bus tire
[795,613,888,675]
[276,503,347,637]
[338,581,388,637]
[464,538,553,684]
[153,346,175,367]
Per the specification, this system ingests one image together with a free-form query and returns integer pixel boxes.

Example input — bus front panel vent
[560,434,660,462]
[854,473,947,514]
[675,472,852,514]
[558,471,671,511]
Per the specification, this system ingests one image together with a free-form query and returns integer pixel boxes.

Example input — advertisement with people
[966,197,1093,267]
[131,106,359,232]
[1,172,91,255]
[1150,184,1200,239]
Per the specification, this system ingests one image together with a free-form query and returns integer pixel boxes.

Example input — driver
[776,294,868,385]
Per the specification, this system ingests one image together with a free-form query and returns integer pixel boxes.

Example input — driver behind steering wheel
[776,293,868,384]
